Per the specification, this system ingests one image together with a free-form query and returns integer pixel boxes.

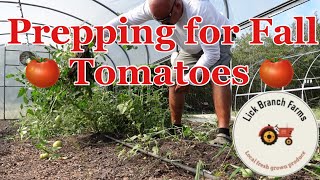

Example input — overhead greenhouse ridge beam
[5,16,319,53]
[68,59,249,87]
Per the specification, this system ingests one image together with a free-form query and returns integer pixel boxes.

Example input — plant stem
[303,167,320,178]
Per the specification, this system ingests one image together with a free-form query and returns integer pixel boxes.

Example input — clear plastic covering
[0,0,307,119]
[0,0,293,64]
[228,0,288,24]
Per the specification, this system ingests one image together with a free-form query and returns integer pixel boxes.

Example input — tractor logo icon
[259,124,294,145]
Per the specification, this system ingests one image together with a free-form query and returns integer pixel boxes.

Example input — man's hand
[175,85,190,93]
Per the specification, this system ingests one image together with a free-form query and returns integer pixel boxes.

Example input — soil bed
[0,121,317,180]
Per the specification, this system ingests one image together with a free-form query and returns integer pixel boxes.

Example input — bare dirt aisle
[0,135,192,180]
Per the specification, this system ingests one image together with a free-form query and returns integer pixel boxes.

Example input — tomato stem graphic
[270,58,280,63]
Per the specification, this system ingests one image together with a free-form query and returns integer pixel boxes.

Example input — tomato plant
[6,42,169,144]
[26,59,60,88]
[260,58,294,88]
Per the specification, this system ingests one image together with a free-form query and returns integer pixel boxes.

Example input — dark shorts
[171,43,232,82]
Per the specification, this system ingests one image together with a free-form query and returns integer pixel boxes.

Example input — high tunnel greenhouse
[0,0,319,179]
[0,0,317,119]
